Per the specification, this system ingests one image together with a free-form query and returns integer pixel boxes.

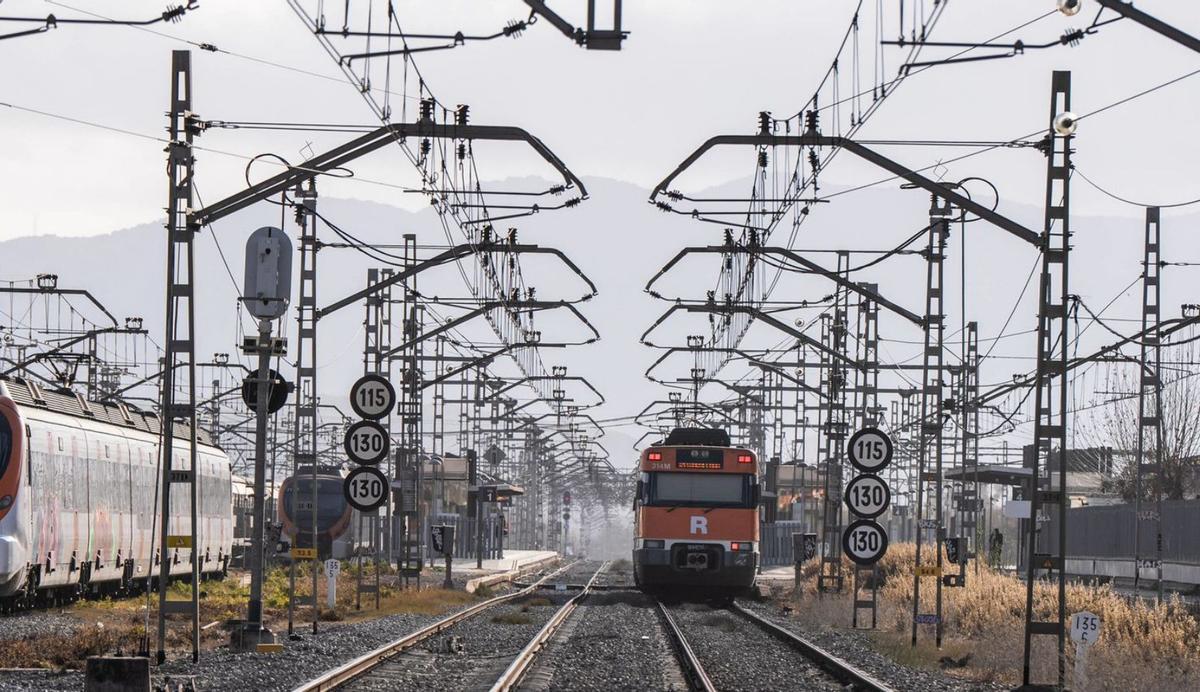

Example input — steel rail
[291,560,574,692]
[655,600,717,692]
[489,560,611,691]
[729,602,895,692]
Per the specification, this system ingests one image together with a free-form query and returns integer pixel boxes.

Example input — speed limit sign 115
[344,420,389,466]
[350,374,395,420]
[848,427,894,473]
[842,519,889,566]
[344,466,388,512]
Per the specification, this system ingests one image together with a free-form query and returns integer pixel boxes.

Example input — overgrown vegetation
[2,562,484,669]
[789,543,1200,690]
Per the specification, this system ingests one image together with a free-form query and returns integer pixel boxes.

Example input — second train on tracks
[0,377,233,609]
[633,427,760,595]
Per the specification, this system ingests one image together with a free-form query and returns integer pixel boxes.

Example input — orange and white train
[633,428,760,595]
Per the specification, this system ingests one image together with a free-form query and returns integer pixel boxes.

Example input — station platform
[431,550,560,592]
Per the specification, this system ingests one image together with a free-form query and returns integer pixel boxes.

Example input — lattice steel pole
[1134,206,1165,603]
[156,49,201,664]
[911,195,949,648]
[1021,70,1073,690]
[852,283,880,628]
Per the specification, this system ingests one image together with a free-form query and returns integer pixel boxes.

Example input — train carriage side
[633,442,761,594]
[0,379,233,601]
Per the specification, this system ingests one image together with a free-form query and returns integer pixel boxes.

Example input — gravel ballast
[345,560,599,692]
[522,590,686,692]
[739,599,1009,692]
[0,562,570,692]
[666,603,844,692]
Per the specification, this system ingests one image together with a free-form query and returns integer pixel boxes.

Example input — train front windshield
[644,472,753,508]
[285,479,349,530]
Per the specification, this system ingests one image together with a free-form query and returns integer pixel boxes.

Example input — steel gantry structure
[148,42,599,661]
[642,55,1079,686]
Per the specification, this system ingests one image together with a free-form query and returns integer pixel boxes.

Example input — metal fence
[428,513,504,561]
[1041,499,1200,564]
[761,520,807,566]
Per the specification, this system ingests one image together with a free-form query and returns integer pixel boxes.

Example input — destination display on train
[675,447,723,469]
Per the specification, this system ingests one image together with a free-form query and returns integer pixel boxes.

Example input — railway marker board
[1071,611,1102,690]
[350,373,395,420]
[344,420,389,466]
[344,466,388,512]
[842,519,889,566]
[1070,611,1101,647]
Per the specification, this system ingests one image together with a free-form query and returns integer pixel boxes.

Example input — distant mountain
[3,175,1198,466]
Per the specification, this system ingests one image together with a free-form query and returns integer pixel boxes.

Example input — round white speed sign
[350,374,395,420]
[844,474,891,519]
[343,466,388,512]
[848,427,894,473]
[344,420,389,466]
[842,519,889,565]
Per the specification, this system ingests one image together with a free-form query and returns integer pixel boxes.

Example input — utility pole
[851,284,880,628]
[287,179,320,638]
[912,195,950,648]
[1134,206,1165,602]
[1021,70,1074,690]
[155,49,201,665]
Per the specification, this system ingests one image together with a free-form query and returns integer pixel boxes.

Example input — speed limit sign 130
[350,374,395,420]
[848,427,894,473]
[844,474,891,519]
[344,420,389,466]
[343,466,388,512]
[842,519,889,566]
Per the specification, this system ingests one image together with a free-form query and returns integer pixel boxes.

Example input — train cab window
[0,415,11,480]
[285,478,349,527]
[645,472,752,508]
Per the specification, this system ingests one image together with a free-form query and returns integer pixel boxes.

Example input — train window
[25,425,32,485]
[0,415,11,481]
[646,472,752,508]
[57,437,63,452]
[285,478,348,529]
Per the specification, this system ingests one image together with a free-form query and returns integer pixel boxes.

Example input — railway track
[292,560,607,692]
[655,598,895,692]
[490,561,608,691]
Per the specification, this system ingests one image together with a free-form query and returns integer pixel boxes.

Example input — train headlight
[641,539,665,549]
[730,542,753,552]
[0,495,11,510]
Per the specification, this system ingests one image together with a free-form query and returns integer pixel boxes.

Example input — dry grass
[787,543,1200,690]
[0,623,143,670]
[4,563,485,669]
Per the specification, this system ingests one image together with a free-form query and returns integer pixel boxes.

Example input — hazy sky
[1,1,1199,239]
